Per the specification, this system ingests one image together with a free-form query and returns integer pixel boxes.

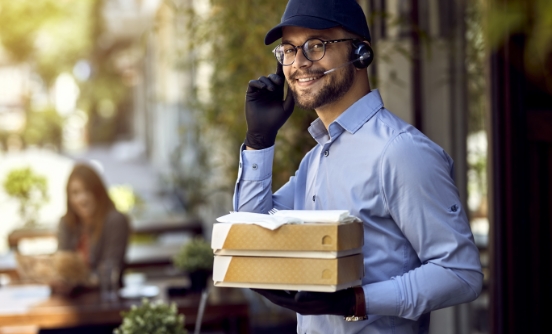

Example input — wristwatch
[344,286,368,321]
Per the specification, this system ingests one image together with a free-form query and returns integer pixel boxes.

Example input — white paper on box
[272,210,361,223]
[215,210,361,230]
[216,212,302,230]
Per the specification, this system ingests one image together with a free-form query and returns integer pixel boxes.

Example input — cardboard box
[211,222,363,258]
[213,253,364,292]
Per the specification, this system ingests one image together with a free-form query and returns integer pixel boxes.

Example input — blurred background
[0,0,550,333]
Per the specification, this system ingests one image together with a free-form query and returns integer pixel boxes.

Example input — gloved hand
[251,288,356,316]
[244,63,295,149]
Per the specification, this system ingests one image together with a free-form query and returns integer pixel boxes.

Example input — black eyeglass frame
[272,38,357,66]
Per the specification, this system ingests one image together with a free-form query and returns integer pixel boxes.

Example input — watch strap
[345,286,368,321]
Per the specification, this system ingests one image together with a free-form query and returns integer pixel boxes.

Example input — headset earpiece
[351,40,374,69]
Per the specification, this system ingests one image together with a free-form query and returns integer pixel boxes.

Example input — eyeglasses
[272,38,356,66]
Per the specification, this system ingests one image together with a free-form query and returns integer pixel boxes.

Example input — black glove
[244,63,295,149]
[251,288,356,316]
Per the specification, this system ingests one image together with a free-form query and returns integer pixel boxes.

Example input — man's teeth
[298,77,319,82]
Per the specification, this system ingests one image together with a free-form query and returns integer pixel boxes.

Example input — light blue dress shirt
[233,90,483,334]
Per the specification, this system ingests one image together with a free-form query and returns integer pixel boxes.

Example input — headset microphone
[323,56,366,75]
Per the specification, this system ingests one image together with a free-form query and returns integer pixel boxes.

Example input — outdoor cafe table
[0,278,249,334]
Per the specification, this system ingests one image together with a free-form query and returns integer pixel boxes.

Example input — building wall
[363,0,473,333]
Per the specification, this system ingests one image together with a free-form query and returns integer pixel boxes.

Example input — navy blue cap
[265,0,371,45]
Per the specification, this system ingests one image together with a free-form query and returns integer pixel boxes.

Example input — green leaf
[114,298,187,334]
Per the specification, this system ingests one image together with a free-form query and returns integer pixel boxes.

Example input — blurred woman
[54,163,130,293]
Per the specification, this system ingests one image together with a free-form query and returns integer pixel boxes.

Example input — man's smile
[291,72,325,87]
[297,76,321,83]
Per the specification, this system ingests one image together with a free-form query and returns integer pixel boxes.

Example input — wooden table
[0,278,249,334]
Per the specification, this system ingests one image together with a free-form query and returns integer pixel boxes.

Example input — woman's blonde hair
[62,163,114,241]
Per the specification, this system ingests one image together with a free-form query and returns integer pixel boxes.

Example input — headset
[351,40,374,69]
[322,40,375,75]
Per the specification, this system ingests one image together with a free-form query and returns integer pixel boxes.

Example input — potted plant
[114,298,187,334]
[172,237,214,292]
[2,166,49,228]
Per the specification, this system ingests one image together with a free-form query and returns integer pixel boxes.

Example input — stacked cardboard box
[211,221,364,292]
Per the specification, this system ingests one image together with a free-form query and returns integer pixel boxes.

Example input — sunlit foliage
[0,0,131,146]
[484,0,552,93]
[466,0,487,135]
[0,0,94,86]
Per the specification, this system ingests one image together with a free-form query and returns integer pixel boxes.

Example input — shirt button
[252,163,258,170]
[239,162,242,168]
[312,195,316,202]
[324,150,329,157]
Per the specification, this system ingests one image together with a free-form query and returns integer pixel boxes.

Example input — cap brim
[264,16,340,45]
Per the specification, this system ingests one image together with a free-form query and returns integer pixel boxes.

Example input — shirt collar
[308,89,384,143]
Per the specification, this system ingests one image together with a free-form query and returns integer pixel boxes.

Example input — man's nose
[294,48,312,68]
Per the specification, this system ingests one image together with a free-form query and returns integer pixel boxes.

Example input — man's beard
[288,65,355,110]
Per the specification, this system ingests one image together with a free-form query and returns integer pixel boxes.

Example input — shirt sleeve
[364,132,483,320]
[233,144,296,212]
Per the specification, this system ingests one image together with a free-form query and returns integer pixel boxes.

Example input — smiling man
[234,0,483,333]
[283,27,359,112]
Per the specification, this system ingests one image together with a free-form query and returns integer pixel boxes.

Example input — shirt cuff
[363,279,400,316]
[239,144,274,181]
